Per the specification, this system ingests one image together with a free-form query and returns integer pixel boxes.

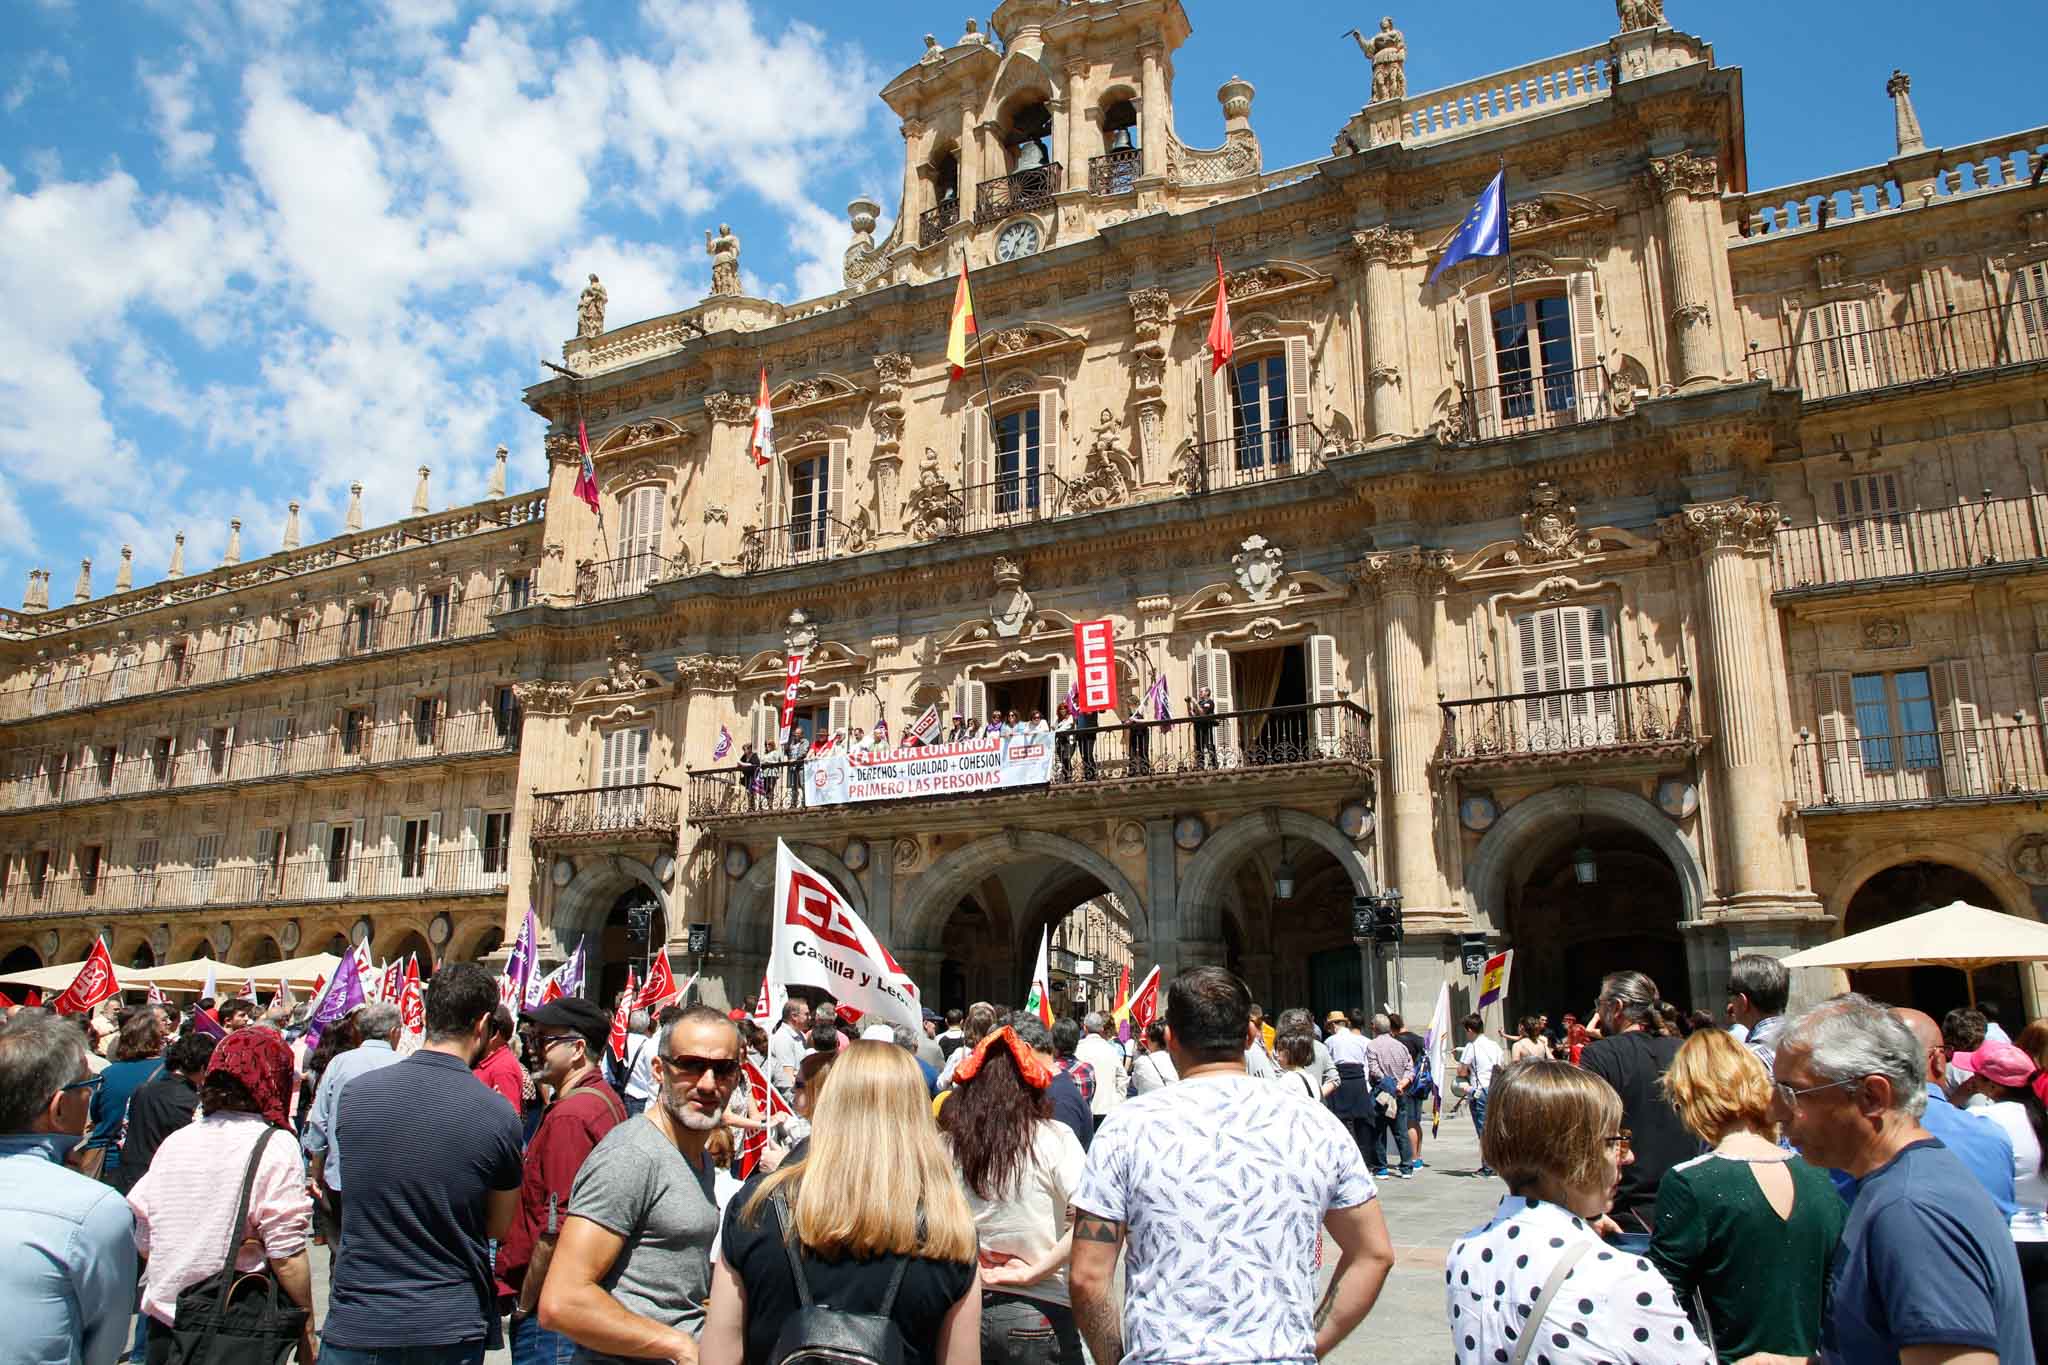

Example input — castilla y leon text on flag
[1477,949,1514,1010]
[574,420,601,513]
[945,262,977,379]
[768,839,921,1033]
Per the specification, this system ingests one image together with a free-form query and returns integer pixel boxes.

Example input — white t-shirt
[623,1031,656,1101]
[1073,1073,1377,1364]
[958,1119,1087,1306]
[1074,1034,1127,1115]
[1326,1028,1369,1068]
[1983,1100,2048,1241]
[1459,1035,1504,1094]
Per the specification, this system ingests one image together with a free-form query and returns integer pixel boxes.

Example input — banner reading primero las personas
[768,839,923,1033]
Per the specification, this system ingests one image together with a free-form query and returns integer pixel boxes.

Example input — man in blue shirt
[304,1001,405,1246]
[1895,1007,2016,1216]
[1754,994,2029,1365]
[0,1012,138,1365]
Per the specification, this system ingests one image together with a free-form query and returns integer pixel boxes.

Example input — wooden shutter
[1931,659,1986,797]
[1466,292,1499,402]
[950,680,987,731]
[1037,391,1061,486]
[1812,670,1855,798]
[1569,273,1602,418]
[1284,336,1312,443]
[963,408,989,518]
[1560,605,1616,741]
[828,694,851,740]
[1517,610,1567,747]
[2017,261,2048,360]
[751,704,776,755]
[382,816,402,865]
[1205,648,1237,754]
[1050,666,1074,719]
[827,439,848,536]
[461,806,481,880]
[349,818,365,888]
[427,810,443,887]
[1309,633,1340,745]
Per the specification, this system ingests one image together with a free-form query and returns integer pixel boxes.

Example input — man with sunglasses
[500,999,626,1365]
[0,1011,139,1365]
[542,1005,741,1364]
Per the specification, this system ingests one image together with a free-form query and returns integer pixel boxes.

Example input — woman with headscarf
[127,1028,317,1365]
[940,1025,1088,1364]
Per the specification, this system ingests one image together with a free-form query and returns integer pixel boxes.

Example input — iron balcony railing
[3,590,521,725]
[975,163,1062,225]
[575,552,671,603]
[1189,421,1327,496]
[0,710,519,814]
[1450,363,1613,444]
[1748,299,2048,404]
[531,783,685,840]
[1771,491,2048,593]
[958,470,1077,535]
[0,850,509,920]
[1089,147,1141,197]
[685,701,1374,819]
[918,197,961,249]
[739,518,858,574]
[1438,678,1696,767]
[1793,721,2048,811]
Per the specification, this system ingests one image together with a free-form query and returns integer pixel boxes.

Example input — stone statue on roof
[705,224,741,297]
[577,274,607,339]
[1347,17,1407,104]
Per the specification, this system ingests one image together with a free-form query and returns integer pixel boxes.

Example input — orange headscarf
[951,1025,1053,1090]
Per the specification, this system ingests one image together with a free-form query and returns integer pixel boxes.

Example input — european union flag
[1427,170,1508,285]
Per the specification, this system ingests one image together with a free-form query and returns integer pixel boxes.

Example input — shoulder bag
[1511,1239,1591,1365]
[167,1126,309,1365]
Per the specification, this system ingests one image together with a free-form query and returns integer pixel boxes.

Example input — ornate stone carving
[574,558,598,603]
[1616,0,1665,30]
[1348,17,1406,103]
[1506,199,1556,234]
[1519,482,1586,562]
[1225,267,1287,299]
[1368,363,1402,389]
[1861,617,1907,650]
[845,502,876,553]
[990,557,1033,638]
[593,637,657,695]
[1170,440,1203,497]
[677,653,743,692]
[843,197,885,289]
[893,838,922,872]
[703,391,755,425]
[705,223,742,297]
[516,680,575,716]
[1647,151,1719,199]
[872,352,912,398]
[1059,409,1135,513]
[998,371,1033,398]
[784,608,820,655]
[1352,547,1453,594]
[1659,499,1782,555]
[986,327,1044,356]
[1128,288,1172,339]
[1164,127,1260,186]
[1351,225,1415,264]
[545,431,581,465]
[1231,534,1286,602]
[577,274,607,339]
[906,449,963,539]
[703,505,728,524]
[870,410,902,444]
[2012,834,2048,886]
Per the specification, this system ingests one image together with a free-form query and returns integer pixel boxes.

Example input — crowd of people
[4,949,2047,1364]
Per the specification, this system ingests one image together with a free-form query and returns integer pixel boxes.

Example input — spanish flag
[945,261,977,379]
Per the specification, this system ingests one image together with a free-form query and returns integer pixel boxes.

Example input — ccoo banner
[810,732,1054,806]
[1074,619,1117,714]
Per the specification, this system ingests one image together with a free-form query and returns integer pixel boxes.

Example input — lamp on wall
[1273,835,1295,901]
[1572,785,1598,885]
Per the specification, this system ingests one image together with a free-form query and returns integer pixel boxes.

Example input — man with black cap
[499,997,625,1365]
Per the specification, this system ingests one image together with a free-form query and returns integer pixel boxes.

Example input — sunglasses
[540,1034,585,1053]
[658,1055,742,1083]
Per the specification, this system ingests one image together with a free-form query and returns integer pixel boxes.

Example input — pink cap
[1951,1040,2036,1089]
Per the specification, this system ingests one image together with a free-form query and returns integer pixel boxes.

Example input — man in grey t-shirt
[539,1006,742,1364]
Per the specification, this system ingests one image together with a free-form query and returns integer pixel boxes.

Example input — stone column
[1660,500,1798,908]
[1647,152,1725,389]
[1351,226,1416,444]
[1136,44,1165,172]
[1357,549,1452,914]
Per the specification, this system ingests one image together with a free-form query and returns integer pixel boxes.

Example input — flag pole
[1498,154,1520,360]
[964,251,1005,512]
[544,359,611,561]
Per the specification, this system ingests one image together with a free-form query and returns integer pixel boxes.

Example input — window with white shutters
[1806,298,1887,396]
[226,624,251,675]
[135,837,159,906]
[618,486,663,593]
[600,726,652,823]
[109,653,134,699]
[993,408,1041,515]
[789,453,833,552]
[1514,605,1616,750]
[193,832,223,899]
[1309,634,1341,746]
[2014,261,2048,363]
[400,817,431,879]
[483,812,512,875]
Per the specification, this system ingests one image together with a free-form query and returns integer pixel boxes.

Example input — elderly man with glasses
[541,1004,742,1364]
[499,998,628,1365]
[0,1012,139,1365]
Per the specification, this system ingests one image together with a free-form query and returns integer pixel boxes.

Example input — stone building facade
[5,0,2045,1025]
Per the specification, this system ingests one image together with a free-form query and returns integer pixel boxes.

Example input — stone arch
[726,843,870,958]
[1826,839,2037,924]
[1466,785,1708,936]
[551,855,671,942]
[1180,808,1375,944]
[898,831,1149,953]
[448,914,507,964]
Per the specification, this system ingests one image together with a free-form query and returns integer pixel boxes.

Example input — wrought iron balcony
[1771,492,2048,595]
[1792,722,2048,813]
[685,701,1374,823]
[1748,299,2048,405]
[1437,678,1697,771]
[0,850,509,920]
[918,197,960,249]
[531,783,684,843]
[975,163,1062,225]
[1089,148,1141,197]
[1446,364,1613,445]
[739,518,859,574]
[1188,422,1327,496]
[575,552,672,603]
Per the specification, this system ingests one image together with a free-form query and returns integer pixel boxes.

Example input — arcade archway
[1841,861,2025,1023]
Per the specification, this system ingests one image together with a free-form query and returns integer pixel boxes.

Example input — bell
[1014,138,1048,171]
[1107,125,1135,151]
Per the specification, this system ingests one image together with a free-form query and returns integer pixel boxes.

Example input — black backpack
[767,1193,909,1365]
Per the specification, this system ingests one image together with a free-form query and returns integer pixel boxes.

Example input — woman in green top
[1648,1027,1847,1363]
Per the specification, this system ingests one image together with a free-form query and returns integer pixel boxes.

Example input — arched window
[934,149,960,204]
[1092,100,1141,196]
[1008,103,1053,171]
[1104,100,1139,151]
[788,451,832,553]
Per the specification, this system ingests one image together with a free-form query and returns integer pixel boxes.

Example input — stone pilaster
[1646,152,1724,389]
[702,391,759,566]
[1355,548,1453,914]
[1127,289,1172,478]
[870,354,911,533]
[1351,226,1416,444]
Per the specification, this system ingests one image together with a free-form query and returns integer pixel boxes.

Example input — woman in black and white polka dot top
[1445,1059,1712,1365]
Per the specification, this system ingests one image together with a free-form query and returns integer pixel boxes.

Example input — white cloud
[141,60,216,172]
[5,52,71,114]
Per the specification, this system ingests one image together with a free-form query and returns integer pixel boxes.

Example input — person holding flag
[1023,928,1055,1029]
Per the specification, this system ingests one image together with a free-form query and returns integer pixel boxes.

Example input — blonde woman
[1647,1027,1843,1363]
[1446,1059,1709,1365]
[702,1040,980,1365]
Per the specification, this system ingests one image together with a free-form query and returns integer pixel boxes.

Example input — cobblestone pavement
[307,1102,1503,1365]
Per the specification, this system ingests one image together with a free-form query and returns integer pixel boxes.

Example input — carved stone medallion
[1231,534,1285,603]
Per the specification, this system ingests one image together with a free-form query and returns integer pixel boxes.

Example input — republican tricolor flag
[574,421,601,513]
[945,262,977,380]
[748,365,775,470]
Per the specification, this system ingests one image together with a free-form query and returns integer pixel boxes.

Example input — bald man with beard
[1876,1007,2016,1216]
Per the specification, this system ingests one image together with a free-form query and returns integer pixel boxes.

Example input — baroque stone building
[5,0,2046,1024]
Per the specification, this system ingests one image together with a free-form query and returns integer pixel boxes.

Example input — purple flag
[560,939,586,997]
[1147,673,1171,725]
[306,950,365,1046]
[505,907,539,1010]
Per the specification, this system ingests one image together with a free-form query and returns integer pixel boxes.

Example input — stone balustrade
[1733,125,2048,239]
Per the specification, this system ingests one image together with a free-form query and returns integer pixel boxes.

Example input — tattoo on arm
[1312,1277,1339,1330]
[1074,1290,1124,1365]
[1072,1214,1125,1245]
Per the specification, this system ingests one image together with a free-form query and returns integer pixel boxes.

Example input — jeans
[511,1313,579,1365]
[1470,1086,1490,1169]
[320,1344,487,1365]
[981,1291,1082,1365]
[1370,1085,1413,1171]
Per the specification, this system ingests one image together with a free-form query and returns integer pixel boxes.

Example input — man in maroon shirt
[474,1007,526,1114]
[499,998,623,1365]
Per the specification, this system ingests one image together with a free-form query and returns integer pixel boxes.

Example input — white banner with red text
[805,731,1055,807]
[768,840,923,1033]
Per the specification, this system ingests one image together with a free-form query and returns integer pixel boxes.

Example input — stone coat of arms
[1232,535,1286,602]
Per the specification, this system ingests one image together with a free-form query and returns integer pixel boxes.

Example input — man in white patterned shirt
[1070,967,1395,1364]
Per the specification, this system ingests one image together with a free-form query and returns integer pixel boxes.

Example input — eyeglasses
[1775,1078,1857,1111]
[540,1035,584,1053]
[1602,1129,1633,1153]
[60,1074,103,1099]
[658,1055,742,1083]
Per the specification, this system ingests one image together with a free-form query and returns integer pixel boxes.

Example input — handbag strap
[219,1125,287,1277]
[1511,1240,1592,1365]
[772,1191,911,1317]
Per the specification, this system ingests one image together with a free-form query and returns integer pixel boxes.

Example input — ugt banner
[1074,618,1117,713]
[777,651,806,746]
[769,840,922,1032]
[808,731,1054,806]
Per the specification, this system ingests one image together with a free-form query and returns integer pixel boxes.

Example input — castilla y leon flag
[51,936,119,1015]
[945,262,977,379]
[1207,252,1234,373]
[748,365,775,470]
[1023,927,1055,1028]
[769,839,922,1033]
[1477,949,1514,1010]
[574,419,601,512]
[1123,964,1162,1032]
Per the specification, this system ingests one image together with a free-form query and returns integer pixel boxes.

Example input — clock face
[995,219,1041,261]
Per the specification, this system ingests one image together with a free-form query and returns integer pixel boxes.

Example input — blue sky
[1,0,2037,604]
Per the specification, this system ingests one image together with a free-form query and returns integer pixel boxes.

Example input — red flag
[24,988,41,1008]
[1072,619,1118,715]
[1206,253,1234,374]
[51,937,120,1016]
[638,952,678,1010]
[574,420,601,513]
[1127,965,1162,1031]
[609,969,636,1063]
[0,989,13,1007]
[737,1056,796,1179]
[398,955,425,1036]
[146,982,167,1007]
